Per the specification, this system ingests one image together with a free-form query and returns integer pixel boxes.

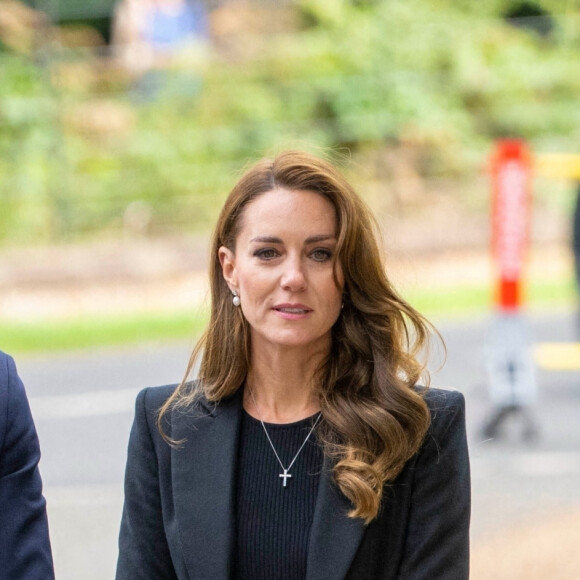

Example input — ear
[218,246,237,290]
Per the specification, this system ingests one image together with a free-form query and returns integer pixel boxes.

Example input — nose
[280,256,307,292]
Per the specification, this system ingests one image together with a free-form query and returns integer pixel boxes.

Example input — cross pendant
[279,469,292,487]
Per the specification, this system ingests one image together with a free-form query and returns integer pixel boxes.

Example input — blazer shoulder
[138,381,241,415]
[134,382,221,435]
[422,387,466,437]
[136,381,217,414]
[423,386,465,410]
[137,384,179,411]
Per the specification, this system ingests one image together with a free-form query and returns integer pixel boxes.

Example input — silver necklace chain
[248,388,322,487]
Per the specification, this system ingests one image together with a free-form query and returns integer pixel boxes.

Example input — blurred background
[1,0,579,578]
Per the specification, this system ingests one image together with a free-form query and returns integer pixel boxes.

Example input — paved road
[16,308,580,579]
[20,340,193,579]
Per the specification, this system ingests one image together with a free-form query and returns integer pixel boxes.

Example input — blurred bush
[0,0,578,245]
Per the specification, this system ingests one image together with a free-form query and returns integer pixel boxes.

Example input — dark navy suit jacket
[0,351,54,579]
[117,386,470,579]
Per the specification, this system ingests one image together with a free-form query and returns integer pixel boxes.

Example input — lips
[273,304,312,314]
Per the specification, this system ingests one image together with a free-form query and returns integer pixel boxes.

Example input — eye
[311,248,332,262]
[254,248,279,260]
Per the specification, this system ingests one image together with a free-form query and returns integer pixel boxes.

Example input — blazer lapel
[172,391,243,579]
[306,457,366,580]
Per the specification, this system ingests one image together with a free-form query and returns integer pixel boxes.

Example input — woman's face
[219,187,344,354]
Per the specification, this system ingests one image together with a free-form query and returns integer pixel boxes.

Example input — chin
[270,332,330,350]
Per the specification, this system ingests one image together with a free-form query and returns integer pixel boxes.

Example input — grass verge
[0,310,208,355]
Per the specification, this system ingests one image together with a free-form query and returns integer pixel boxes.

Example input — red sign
[490,140,532,310]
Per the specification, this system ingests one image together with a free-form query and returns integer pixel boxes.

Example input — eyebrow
[249,234,337,244]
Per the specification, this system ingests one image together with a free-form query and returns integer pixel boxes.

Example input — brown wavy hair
[158,150,434,523]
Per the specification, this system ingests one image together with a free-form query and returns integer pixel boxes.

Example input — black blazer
[0,351,54,579]
[117,386,470,579]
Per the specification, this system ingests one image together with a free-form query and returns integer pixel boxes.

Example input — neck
[244,344,325,424]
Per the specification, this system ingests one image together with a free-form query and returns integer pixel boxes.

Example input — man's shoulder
[0,351,22,420]
[0,350,14,387]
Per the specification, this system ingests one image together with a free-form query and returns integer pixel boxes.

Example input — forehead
[237,188,337,237]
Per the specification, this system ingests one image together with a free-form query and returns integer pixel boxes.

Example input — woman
[116,150,470,579]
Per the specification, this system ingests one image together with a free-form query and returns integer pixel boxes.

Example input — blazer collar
[171,390,366,580]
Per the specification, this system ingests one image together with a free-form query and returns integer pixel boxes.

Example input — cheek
[238,271,272,301]
[322,277,343,311]
[332,268,345,298]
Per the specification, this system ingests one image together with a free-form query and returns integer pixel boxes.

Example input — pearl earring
[232,290,241,307]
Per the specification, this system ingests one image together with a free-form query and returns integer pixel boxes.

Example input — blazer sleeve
[116,387,178,580]
[0,352,55,579]
[397,389,471,580]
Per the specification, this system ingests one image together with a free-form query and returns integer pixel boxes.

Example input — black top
[235,410,324,580]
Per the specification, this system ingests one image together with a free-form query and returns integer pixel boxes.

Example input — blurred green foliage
[1,0,579,245]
